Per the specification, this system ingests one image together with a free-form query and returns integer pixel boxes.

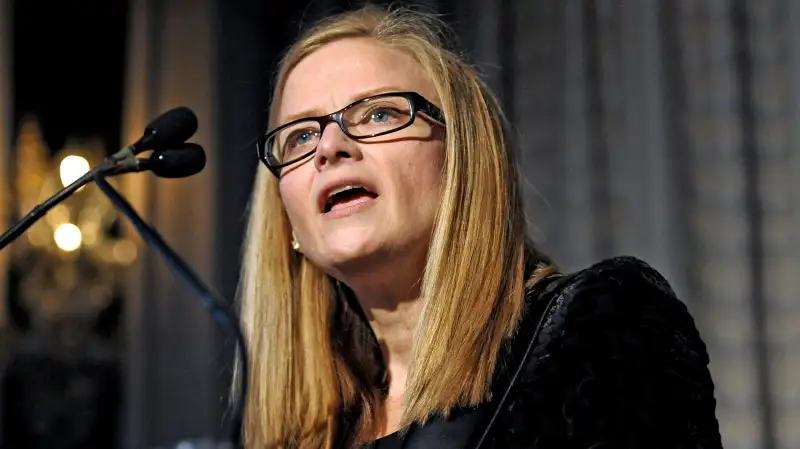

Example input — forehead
[277,38,438,123]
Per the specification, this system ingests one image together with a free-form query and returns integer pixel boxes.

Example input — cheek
[393,143,445,208]
[278,175,312,229]
[417,142,446,189]
[422,148,446,213]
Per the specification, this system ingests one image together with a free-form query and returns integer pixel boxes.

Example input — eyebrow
[279,86,410,124]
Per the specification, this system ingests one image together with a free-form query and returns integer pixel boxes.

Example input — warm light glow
[45,204,70,227]
[59,155,90,187]
[27,227,49,247]
[54,223,82,252]
[112,240,138,265]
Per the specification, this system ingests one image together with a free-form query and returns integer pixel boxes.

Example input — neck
[335,245,429,378]
[349,274,423,378]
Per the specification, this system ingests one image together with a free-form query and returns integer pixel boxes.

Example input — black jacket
[365,256,722,449]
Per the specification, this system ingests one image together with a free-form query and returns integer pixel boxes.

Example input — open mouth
[324,185,378,213]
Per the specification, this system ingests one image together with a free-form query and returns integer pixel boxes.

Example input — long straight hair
[237,5,555,447]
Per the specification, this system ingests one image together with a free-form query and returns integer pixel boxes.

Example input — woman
[239,4,722,448]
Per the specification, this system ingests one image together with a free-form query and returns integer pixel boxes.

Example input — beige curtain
[120,0,223,447]
[445,1,800,448]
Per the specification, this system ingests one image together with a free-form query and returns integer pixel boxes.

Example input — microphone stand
[92,173,248,449]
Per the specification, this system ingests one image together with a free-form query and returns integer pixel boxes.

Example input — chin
[309,238,386,279]
[324,240,377,266]
[318,225,377,257]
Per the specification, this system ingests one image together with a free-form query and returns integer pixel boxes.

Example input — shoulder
[502,256,722,448]
[529,252,708,346]
[529,255,712,384]
[533,255,703,353]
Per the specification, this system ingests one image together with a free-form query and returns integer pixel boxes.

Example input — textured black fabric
[360,256,722,449]
[490,255,722,448]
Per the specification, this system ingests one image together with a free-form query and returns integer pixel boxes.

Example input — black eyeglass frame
[257,91,446,176]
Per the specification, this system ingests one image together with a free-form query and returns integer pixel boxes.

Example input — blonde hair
[237,4,556,448]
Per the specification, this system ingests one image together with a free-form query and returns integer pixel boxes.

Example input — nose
[313,122,363,171]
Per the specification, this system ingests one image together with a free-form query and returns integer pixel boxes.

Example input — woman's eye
[370,109,393,123]
[294,132,314,145]
[286,129,316,148]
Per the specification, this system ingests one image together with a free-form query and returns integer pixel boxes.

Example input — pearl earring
[291,232,300,251]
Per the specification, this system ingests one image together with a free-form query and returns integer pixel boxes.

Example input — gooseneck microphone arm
[92,173,247,449]
[0,159,116,251]
[0,145,205,251]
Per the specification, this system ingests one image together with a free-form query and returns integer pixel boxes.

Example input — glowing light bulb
[54,223,82,252]
[59,155,90,187]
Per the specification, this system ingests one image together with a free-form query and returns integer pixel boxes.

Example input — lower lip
[322,196,379,219]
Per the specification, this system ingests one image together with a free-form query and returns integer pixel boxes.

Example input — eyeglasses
[257,91,446,176]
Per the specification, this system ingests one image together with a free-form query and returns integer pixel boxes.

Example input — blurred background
[0,0,798,448]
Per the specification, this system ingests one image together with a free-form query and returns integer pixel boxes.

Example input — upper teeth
[326,185,362,208]
[328,185,360,198]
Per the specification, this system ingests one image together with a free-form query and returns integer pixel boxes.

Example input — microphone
[108,106,199,164]
[140,144,206,178]
[92,162,247,449]
[140,107,199,151]
[112,144,207,179]
[0,108,198,251]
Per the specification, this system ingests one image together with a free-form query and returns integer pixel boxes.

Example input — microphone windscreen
[150,144,206,178]
[141,107,199,150]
